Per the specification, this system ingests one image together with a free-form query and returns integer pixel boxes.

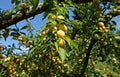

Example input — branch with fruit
[0,3,45,30]
[0,0,119,30]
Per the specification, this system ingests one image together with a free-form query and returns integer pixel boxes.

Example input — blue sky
[0,1,120,53]
[0,0,46,53]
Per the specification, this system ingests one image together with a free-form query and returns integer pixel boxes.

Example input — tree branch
[0,3,46,30]
[79,38,97,77]
[0,1,119,30]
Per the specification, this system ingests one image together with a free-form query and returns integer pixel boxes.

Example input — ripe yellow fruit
[104,28,109,32]
[109,38,112,42]
[59,24,67,32]
[57,30,65,38]
[21,3,27,9]
[0,54,4,59]
[43,37,47,41]
[45,29,49,34]
[50,25,57,29]
[98,22,104,27]
[42,31,46,35]
[57,15,64,23]
[8,65,13,70]
[58,38,65,48]
[49,25,57,32]
[98,22,108,31]
[4,57,11,62]
[112,58,117,64]
[28,40,33,44]
[112,58,116,61]
[48,14,56,19]
[114,9,120,14]
[18,36,23,41]
[98,13,102,17]
[57,15,64,20]
[39,32,42,36]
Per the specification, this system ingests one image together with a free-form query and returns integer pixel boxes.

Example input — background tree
[0,0,120,77]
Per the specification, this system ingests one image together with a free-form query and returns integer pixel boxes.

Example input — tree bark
[0,4,46,30]
[79,38,97,77]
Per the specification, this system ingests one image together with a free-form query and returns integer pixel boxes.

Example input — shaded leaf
[21,25,29,30]
[10,32,20,37]
[2,29,10,41]
[11,0,20,5]
[30,0,39,11]
[20,32,26,35]
[11,28,19,32]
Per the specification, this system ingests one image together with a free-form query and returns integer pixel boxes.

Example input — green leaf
[11,29,19,32]
[47,19,57,25]
[64,36,78,50]
[58,47,67,62]
[30,0,39,11]
[10,32,20,36]
[55,42,67,61]
[2,29,10,41]
[11,0,20,5]
[54,42,59,50]
[21,25,29,30]
[20,32,26,35]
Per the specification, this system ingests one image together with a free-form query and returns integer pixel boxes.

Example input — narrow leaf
[21,25,29,30]
[54,42,59,50]
[30,0,39,11]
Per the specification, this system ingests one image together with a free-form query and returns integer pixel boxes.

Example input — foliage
[0,0,120,77]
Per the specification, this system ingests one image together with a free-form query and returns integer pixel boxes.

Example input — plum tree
[0,0,120,77]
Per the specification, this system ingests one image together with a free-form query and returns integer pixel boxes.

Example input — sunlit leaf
[64,36,78,50]
[47,19,57,25]
[55,42,67,61]
[58,47,67,62]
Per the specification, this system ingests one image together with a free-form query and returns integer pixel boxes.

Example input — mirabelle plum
[57,30,65,38]
[59,24,67,32]
[57,15,64,20]
[21,3,27,9]
[18,36,23,41]
[48,14,56,19]
[0,54,4,59]
[58,38,65,48]
[98,22,105,27]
